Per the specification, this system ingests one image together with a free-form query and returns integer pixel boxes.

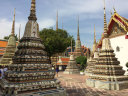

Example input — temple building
[97,9,128,73]
[0,9,17,67]
[73,17,84,58]
[86,1,128,90]
[57,56,70,71]
[0,0,66,96]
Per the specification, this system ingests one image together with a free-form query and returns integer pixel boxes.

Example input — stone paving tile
[56,72,128,96]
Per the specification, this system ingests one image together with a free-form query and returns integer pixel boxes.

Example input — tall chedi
[0,0,66,96]
[0,9,16,67]
[92,25,97,54]
[86,0,128,90]
[64,38,79,74]
[85,26,99,76]
[74,16,83,58]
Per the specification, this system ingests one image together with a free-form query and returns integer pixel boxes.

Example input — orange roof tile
[0,40,18,55]
[0,40,8,48]
[61,58,70,62]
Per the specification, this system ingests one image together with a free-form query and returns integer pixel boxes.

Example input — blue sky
[0,0,128,48]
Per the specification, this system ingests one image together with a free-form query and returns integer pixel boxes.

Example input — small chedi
[86,3,128,90]
[0,0,66,96]
[85,50,99,76]
[0,9,16,67]
[85,56,95,76]
[64,39,79,74]
[64,55,79,74]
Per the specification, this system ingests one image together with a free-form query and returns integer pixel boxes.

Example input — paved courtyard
[0,72,128,96]
[56,72,128,96]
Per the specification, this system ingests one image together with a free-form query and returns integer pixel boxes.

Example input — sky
[0,0,128,48]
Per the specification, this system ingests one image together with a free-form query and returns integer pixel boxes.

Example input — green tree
[76,56,87,71]
[4,35,18,41]
[39,28,75,61]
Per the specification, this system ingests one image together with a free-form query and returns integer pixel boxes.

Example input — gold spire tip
[13,8,16,20]
[113,7,116,13]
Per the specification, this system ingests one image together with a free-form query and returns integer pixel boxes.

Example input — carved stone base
[86,78,128,90]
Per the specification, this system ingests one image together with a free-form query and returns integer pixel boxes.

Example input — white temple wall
[110,35,128,72]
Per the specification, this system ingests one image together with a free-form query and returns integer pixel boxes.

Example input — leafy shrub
[76,56,87,70]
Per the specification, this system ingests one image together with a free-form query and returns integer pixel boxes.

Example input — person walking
[56,66,59,77]
[0,66,4,79]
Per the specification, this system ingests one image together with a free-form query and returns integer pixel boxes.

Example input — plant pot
[80,72,84,75]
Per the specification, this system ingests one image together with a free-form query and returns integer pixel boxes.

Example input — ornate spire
[103,0,108,38]
[56,10,58,31]
[18,24,21,42]
[11,8,15,36]
[77,16,80,40]
[94,24,96,44]
[28,0,37,21]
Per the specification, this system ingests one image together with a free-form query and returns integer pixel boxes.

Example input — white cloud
[57,0,103,17]
[0,18,56,39]
[0,18,25,39]
[38,19,56,30]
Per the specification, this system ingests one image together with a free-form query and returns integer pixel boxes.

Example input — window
[116,46,120,52]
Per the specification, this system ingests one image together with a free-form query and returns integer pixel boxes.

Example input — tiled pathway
[57,72,128,96]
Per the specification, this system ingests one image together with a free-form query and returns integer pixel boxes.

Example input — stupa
[0,0,66,96]
[85,56,95,76]
[64,39,79,74]
[86,0,128,90]
[85,49,99,76]
[92,25,97,54]
[0,9,16,67]
[85,26,99,76]
[73,16,83,58]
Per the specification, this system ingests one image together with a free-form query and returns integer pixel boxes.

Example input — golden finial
[56,10,58,31]
[28,0,37,20]
[113,7,116,13]
[11,8,15,36]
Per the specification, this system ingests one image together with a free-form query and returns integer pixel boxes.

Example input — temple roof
[57,57,70,65]
[97,11,128,48]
